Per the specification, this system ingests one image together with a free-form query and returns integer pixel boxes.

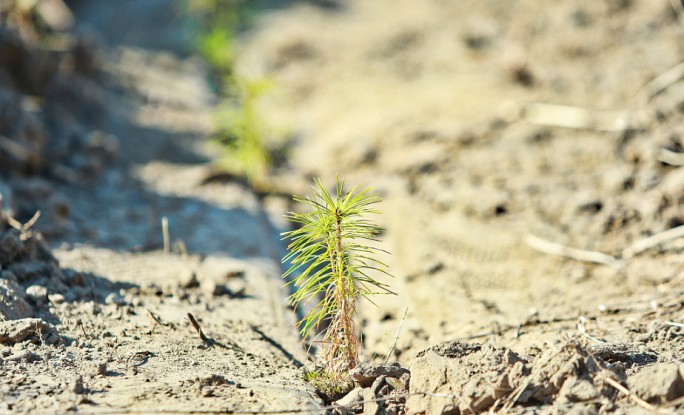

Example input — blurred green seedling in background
[185,0,284,189]
[212,78,275,188]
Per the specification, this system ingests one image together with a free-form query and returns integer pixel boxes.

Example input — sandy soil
[237,0,684,413]
[1,1,319,413]
[2,0,684,414]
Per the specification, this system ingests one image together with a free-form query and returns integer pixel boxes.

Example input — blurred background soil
[2,0,684,413]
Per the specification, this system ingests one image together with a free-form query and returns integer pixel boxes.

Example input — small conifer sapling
[282,178,394,380]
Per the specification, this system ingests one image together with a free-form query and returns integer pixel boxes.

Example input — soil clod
[0,318,60,345]
[350,363,410,388]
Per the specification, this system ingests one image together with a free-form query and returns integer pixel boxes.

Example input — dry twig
[187,312,209,343]
[622,224,684,259]
[637,61,684,102]
[603,377,673,414]
[664,393,684,408]
[147,309,167,328]
[77,319,90,339]
[7,210,41,233]
[162,216,170,255]
[518,102,646,132]
[524,234,621,267]
[175,238,188,258]
[657,148,684,166]
[500,376,532,414]
[526,225,684,268]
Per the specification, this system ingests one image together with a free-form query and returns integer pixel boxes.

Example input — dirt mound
[329,362,410,415]
[0,0,117,232]
[236,2,684,412]
[0,208,127,347]
[0,211,60,323]
[0,2,327,412]
[408,341,529,414]
[404,340,684,414]
[4,0,684,413]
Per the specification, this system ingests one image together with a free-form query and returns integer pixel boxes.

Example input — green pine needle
[281,177,394,379]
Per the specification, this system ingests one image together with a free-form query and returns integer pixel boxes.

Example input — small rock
[559,378,599,402]
[91,361,107,376]
[0,318,58,345]
[407,342,528,415]
[33,0,74,32]
[371,375,387,396]
[7,349,41,363]
[224,269,245,279]
[104,292,125,306]
[363,387,379,415]
[0,273,33,320]
[565,404,599,415]
[179,271,199,289]
[42,329,62,345]
[0,229,23,264]
[48,293,65,304]
[627,363,684,403]
[386,376,405,391]
[202,279,232,297]
[335,386,363,409]
[25,285,48,306]
[350,363,410,387]
[226,279,247,297]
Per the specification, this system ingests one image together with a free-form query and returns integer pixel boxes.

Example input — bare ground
[2,0,684,414]
[238,0,684,413]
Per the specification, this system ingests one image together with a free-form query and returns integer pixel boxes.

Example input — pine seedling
[213,78,273,188]
[282,178,394,381]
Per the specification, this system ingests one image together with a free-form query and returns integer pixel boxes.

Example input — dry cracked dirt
[2,0,684,414]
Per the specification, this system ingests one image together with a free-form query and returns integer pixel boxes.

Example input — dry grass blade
[519,102,646,132]
[526,224,684,270]
[384,307,408,364]
[603,377,674,414]
[664,394,684,408]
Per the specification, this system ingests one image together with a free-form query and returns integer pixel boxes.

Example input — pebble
[25,285,48,306]
[334,386,363,409]
[350,363,410,387]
